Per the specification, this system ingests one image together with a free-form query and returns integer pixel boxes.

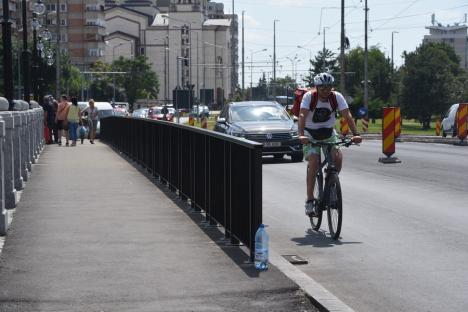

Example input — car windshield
[230,105,290,122]
[99,110,114,119]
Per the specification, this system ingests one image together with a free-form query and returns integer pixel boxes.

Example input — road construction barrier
[201,117,207,129]
[340,117,349,136]
[394,107,401,138]
[361,117,369,132]
[457,103,467,140]
[188,116,194,126]
[435,118,441,136]
[378,107,401,163]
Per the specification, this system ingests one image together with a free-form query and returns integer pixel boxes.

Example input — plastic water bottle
[254,224,269,270]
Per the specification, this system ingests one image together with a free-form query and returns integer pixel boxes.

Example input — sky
[214,0,468,87]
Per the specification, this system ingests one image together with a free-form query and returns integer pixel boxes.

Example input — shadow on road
[262,156,303,165]
[111,146,261,279]
[291,229,362,248]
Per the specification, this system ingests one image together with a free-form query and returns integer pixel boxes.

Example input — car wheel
[273,154,284,159]
[291,152,303,162]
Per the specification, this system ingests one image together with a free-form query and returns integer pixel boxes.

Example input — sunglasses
[317,86,333,91]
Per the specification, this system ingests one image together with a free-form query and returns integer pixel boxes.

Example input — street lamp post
[297,45,312,72]
[21,0,30,103]
[250,48,267,100]
[31,15,41,102]
[2,0,14,109]
[112,42,124,105]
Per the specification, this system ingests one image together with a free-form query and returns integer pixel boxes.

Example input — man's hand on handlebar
[351,135,362,144]
[299,135,310,145]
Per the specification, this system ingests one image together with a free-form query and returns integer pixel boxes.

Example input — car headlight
[231,131,246,137]
[290,130,299,138]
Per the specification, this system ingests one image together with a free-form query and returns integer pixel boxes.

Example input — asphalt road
[262,141,468,312]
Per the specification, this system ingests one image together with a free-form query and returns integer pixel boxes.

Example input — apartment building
[423,16,468,70]
[44,0,107,70]
[104,0,238,105]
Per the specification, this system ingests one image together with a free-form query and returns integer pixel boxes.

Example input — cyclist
[298,73,362,216]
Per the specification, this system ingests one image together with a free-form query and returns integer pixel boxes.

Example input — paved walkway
[0,141,317,312]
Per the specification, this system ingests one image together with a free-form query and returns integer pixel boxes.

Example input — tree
[400,42,463,129]
[303,48,339,87]
[88,61,114,101]
[114,55,159,112]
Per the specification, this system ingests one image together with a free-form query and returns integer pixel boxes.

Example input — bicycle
[306,138,356,239]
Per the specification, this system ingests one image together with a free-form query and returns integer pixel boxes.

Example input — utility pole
[364,0,369,110]
[340,0,345,96]
[231,0,235,100]
[391,31,398,72]
[273,19,279,97]
[242,10,245,93]
[273,19,279,81]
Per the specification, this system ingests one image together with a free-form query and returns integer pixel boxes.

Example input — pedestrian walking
[82,99,99,144]
[56,95,70,146]
[67,97,81,147]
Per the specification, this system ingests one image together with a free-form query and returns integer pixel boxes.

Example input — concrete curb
[361,133,465,145]
[270,250,355,312]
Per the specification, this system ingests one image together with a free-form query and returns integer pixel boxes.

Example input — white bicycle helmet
[313,73,335,86]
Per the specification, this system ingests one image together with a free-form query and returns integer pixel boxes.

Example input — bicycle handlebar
[308,138,358,148]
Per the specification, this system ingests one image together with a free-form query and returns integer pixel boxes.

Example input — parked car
[113,107,128,117]
[148,106,175,122]
[442,103,468,137]
[132,108,149,118]
[190,105,210,118]
[78,101,114,137]
[213,101,303,162]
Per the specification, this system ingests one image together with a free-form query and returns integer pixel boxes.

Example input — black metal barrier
[100,117,263,261]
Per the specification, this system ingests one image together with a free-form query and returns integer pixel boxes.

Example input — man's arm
[298,108,310,144]
[340,108,362,143]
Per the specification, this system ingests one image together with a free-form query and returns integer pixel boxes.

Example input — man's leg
[306,154,320,201]
[332,149,343,173]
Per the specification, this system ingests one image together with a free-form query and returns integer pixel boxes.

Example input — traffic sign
[358,106,368,117]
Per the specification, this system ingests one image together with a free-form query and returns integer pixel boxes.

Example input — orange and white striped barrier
[361,117,369,132]
[340,117,349,136]
[394,107,401,138]
[435,118,441,136]
[456,103,467,140]
[379,107,401,163]
[188,116,195,126]
[201,117,207,129]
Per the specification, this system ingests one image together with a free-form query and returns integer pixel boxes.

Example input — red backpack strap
[329,91,338,111]
[310,91,319,111]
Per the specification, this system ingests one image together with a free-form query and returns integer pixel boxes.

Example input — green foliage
[88,61,114,101]
[303,49,339,87]
[344,46,393,104]
[400,42,463,128]
[113,55,159,111]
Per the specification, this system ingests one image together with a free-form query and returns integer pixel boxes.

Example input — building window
[60,4,67,12]
[61,19,66,26]
[140,47,145,55]
[88,48,98,57]
[46,4,56,12]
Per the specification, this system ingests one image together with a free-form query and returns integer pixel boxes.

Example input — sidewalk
[0,141,317,312]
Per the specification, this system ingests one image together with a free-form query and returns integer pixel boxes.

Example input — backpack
[290,88,338,117]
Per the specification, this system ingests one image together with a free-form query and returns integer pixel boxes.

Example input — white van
[441,103,468,137]
[78,101,114,137]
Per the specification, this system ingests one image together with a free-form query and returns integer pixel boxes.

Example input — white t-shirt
[300,91,348,129]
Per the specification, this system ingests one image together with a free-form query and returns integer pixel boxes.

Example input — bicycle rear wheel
[326,174,342,239]
[309,172,323,231]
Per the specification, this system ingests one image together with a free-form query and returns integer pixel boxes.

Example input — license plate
[264,142,281,147]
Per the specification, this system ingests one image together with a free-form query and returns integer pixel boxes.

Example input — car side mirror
[217,117,226,124]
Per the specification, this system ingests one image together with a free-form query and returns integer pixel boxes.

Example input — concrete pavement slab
[0,142,318,312]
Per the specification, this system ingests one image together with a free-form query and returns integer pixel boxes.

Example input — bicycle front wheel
[310,173,323,231]
[326,175,342,240]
